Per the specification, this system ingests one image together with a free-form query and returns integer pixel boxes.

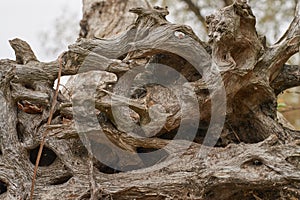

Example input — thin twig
[280,107,300,113]
[59,83,72,99]
[252,193,263,200]
[29,55,63,200]
[227,122,242,143]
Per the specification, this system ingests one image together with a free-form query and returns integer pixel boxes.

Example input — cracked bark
[0,0,300,199]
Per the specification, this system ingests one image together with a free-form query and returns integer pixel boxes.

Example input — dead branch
[271,64,300,95]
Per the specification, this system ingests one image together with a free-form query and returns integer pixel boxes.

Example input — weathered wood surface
[0,0,299,199]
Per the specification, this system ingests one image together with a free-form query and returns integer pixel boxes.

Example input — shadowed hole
[136,147,168,167]
[158,129,177,140]
[79,191,91,200]
[204,186,281,200]
[159,122,210,144]
[72,140,88,158]
[24,83,35,90]
[0,180,7,195]
[29,146,57,166]
[150,52,202,82]
[94,160,121,174]
[241,158,264,168]
[90,142,121,174]
[50,173,73,185]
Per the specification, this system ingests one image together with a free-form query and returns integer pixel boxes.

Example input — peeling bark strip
[0,0,300,199]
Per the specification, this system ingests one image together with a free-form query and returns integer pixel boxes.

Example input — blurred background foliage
[40,0,300,129]
[39,6,80,58]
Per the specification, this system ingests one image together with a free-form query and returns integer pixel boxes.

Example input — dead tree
[0,0,299,199]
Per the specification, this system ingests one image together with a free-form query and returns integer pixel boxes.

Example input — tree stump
[0,0,299,199]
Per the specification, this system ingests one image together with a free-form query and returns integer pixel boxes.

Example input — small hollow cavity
[214,126,243,147]
[158,129,177,140]
[193,127,209,144]
[29,146,57,166]
[90,141,121,174]
[24,83,35,90]
[94,161,121,174]
[230,120,267,144]
[158,122,228,148]
[136,147,168,167]
[252,159,263,166]
[72,140,88,158]
[150,52,202,82]
[234,189,280,200]
[0,180,7,195]
[50,173,73,185]
[242,158,264,168]
[205,187,281,200]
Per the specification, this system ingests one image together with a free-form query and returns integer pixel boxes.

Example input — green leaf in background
[277,102,287,109]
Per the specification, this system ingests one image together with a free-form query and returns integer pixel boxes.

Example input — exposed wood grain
[0,1,299,199]
[271,64,300,95]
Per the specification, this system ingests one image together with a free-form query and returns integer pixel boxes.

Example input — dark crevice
[79,191,91,200]
[150,52,202,82]
[214,125,242,147]
[16,122,25,142]
[90,140,121,174]
[51,110,62,123]
[29,146,57,166]
[24,83,35,90]
[51,115,63,125]
[50,173,73,185]
[158,123,212,145]
[72,140,88,158]
[241,158,264,169]
[286,156,300,168]
[36,117,49,132]
[94,160,121,174]
[0,180,7,195]
[131,86,147,99]
[204,187,282,200]
[194,127,209,144]
[136,147,168,167]
[158,121,234,148]
[229,189,281,200]
[260,100,277,120]
[158,128,177,140]
[235,122,267,143]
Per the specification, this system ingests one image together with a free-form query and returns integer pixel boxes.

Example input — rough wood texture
[0,0,299,199]
[80,0,151,39]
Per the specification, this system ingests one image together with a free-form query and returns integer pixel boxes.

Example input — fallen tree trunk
[0,0,299,199]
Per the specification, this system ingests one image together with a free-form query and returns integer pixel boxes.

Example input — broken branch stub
[206,1,263,72]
